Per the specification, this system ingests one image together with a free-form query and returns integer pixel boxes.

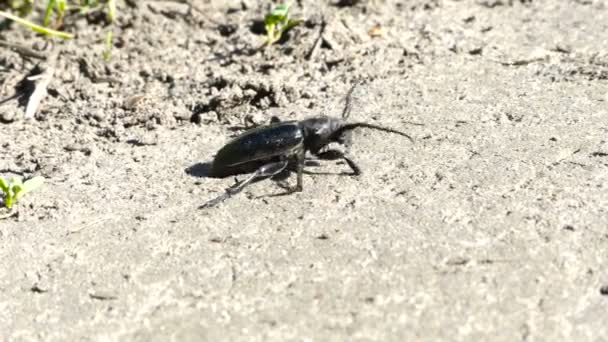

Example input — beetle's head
[301,84,414,154]
[301,115,415,153]
[300,116,347,153]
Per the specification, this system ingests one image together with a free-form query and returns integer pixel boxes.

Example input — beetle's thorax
[299,116,345,154]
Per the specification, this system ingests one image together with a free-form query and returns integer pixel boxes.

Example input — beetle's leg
[272,149,305,194]
[229,160,288,194]
[342,155,361,176]
[200,160,288,209]
[294,148,305,192]
[315,149,361,176]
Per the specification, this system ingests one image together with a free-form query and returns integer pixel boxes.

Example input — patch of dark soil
[190,77,301,124]
[537,54,608,82]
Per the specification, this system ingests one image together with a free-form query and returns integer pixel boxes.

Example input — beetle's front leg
[275,148,305,193]
[315,149,361,176]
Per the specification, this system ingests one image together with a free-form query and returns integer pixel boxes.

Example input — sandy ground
[1,0,608,340]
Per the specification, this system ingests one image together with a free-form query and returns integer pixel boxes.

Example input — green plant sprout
[103,0,115,60]
[0,176,44,209]
[42,0,66,28]
[106,0,115,22]
[1,0,117,59]
[103,29,112,60]
[264,3,302,46]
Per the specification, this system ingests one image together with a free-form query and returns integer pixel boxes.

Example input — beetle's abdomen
[211,122,303,177]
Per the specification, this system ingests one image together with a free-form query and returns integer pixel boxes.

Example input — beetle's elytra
[201,84,414,209]
[210,121,303,178]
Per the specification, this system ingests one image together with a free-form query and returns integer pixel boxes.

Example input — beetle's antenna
[339,123,414,143]
[341,82,360,120]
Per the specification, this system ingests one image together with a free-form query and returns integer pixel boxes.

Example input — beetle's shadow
[186,159,353,179]
[185,161,215,178]
[185,160,296,185]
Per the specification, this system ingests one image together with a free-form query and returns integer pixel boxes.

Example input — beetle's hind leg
[200,160,289,209]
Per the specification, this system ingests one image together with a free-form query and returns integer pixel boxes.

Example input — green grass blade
[0,177,8,194]
[56,0,67,25]
[107,0,116,22]
[4,195,14,208]
[43,0,56,27]
[103,29,113,61]
[57,0,66,12]
[0,10,74,39]
[0,177,11,196]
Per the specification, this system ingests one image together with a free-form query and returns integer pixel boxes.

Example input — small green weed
[42,0,67,28]
[0,176,44,209]
[0,0,117,47]
[264,3,302,46]
[0,9,73,38]
[103,29,112,60]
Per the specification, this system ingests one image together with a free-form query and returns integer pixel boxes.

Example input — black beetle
[200,85,414,208]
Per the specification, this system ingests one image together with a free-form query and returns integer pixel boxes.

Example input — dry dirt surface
[1,0,608,340]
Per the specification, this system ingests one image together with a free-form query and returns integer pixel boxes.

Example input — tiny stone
[1,111,17,123]
[445,256,470,266]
